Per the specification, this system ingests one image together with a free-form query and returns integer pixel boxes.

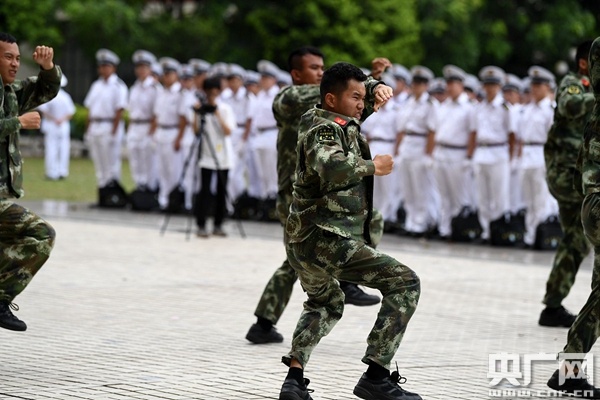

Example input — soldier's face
[502,89,520,105]
[446,80,463,100]
[134,64,151,80]
[0,41,20,84]
[327,79,365,119]
[98,64,115,79]
[292,54,324,85]
[530,82,549,102]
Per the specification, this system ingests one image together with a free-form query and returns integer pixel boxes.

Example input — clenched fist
[373,154,394,176]
[18,112,41,129]
[32,46,54,70]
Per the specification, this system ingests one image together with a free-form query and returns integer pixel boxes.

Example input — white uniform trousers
[370,140,399,222]
[126,123,156,189]
[521,165,557,245]
[180,132,199,211]
[473,160,511,239]
[227,127,247,201]
[250,128,278,199]
[509,159,525,213]
[86,124,120,188]
[155,128,184,209]
[111,124,124,183]
[432,149,474,237]
[43,122,70,180]
[400,156,439,233]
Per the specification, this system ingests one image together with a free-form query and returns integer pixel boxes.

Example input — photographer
[194,77,236,237]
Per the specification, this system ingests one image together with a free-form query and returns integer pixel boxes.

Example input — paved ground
[0,200,597,400]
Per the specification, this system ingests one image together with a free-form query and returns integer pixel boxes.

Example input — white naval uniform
[83,73,128,187]
[395,93,439,233]
[178,87,200,210]
[37,89,75,180]
[127,76,159,190]
[471,93,513,239]
[509,102,525,213]
[516,96,557,245]
[153,81,184,209]
[431,92,475,237]
[221,86,254,201]
[248,84,279,200]
[362,101,401,223]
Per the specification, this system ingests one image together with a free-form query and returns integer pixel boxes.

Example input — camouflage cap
[479,66,506,85]
[528,65,554,85]
[96,48,120,66]
[132,50,156,66]
[442,65,466,82]
[159,57,181,74]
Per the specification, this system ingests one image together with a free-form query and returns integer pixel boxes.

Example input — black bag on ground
[232,192,260,220]
[490,212,524,247]
[451,206,482,242]
[166,185,186,214]
[98,180,128,208]
[534,215,563,250]
[129,188,159,211]
[258,198,278,222]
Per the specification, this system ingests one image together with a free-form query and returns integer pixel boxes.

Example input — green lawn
[22,157,136,202]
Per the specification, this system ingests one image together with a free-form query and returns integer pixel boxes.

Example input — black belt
[523,142,545,146]
[129,119,152,124]
[158,124,179,129]
[437,143,467,150]
[405,131,428,137]
[369,138,395,143]
[89,118,114,123]
[257,126,277,132]
[477,142,507,147]
[237,123,246,128]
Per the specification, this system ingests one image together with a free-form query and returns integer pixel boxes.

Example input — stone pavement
[0,200,598,400]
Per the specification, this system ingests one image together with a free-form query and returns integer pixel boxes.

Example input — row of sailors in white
[364,63,557,246]
[84,48,291,211]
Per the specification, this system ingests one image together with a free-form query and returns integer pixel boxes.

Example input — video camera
[194,102,217,115]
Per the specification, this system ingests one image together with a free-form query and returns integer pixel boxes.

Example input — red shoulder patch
[582,77,590,87]
[334,117,347,126]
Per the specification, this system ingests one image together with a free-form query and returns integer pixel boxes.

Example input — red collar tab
[334,117,348,126]
[582,77,590,87]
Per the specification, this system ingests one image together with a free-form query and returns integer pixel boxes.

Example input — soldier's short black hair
[287,46,324,72]
[576,40,594,64]
[320,62,367,104]
[203,76,222,91]
[0,32,17,44]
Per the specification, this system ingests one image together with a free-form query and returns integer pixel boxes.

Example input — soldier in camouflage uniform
[0,33,61,332]
[245,48,386,344]
[541,40,594,328]
[546,37,600,398]
[279,63,421,400]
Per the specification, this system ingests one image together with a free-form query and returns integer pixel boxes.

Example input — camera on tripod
[194,102,217,115]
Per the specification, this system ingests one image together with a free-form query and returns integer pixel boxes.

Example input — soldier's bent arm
[17,65,61,115]
[305,125,375,183]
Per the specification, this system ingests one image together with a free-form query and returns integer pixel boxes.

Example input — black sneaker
[539,306,577,327]
[0,302,27,332]
[354,371,422,400]
[245,323,284,344]
[279,378,314,400]
[342,283,381,306]
[547,369,600,398]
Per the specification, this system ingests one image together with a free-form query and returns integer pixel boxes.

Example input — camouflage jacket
[0,66,62,198]
[545,72,593,202]
[286,106,377,245]
[273,77,383,224]
[577,44,600,196]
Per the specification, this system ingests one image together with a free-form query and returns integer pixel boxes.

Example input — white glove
[423,156,434,168]
[462,158,472,170]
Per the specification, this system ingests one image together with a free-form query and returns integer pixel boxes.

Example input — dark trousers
[195,168,229,229]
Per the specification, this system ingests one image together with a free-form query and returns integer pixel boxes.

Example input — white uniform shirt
[128,76,159,122]
[37,89,76,133]
[198,100,236,170]
[471,93,512,163]
[362,101,398,142]
[153,82,182,128]
[250,85,279,131]
[432,93,473,160]
[517,96,554,169]
[221,86,253,128]
[84,74,128,130]
[396,93,437,157]
[177,87,199,146]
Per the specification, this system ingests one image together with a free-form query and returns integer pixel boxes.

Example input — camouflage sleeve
[557,74,594,119]
[305,124,375,183]
[360,77,386,122]
[0,115,21,141]
[18,65,62,114]
[273,84,320,120]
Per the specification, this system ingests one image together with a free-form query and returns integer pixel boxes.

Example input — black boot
[547,369,600,398]
[539,306,577,327]
[341,282,380,306]
[279,377,314,400]
[246,323,283,344]
[354,369,422,400]
[0,302,27,332]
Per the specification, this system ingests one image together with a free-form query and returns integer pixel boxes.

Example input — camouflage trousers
[0,200,55,303]
[254,210,384,324]
[282,227,420,369]
[562,193,600,355]
[543,199,591,307]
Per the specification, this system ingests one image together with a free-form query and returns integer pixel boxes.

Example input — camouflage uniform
[563,38,600,355]
[543,70,594,308]
[253,78,383,325]
[0,65,61,303]
[282,107,420,368]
